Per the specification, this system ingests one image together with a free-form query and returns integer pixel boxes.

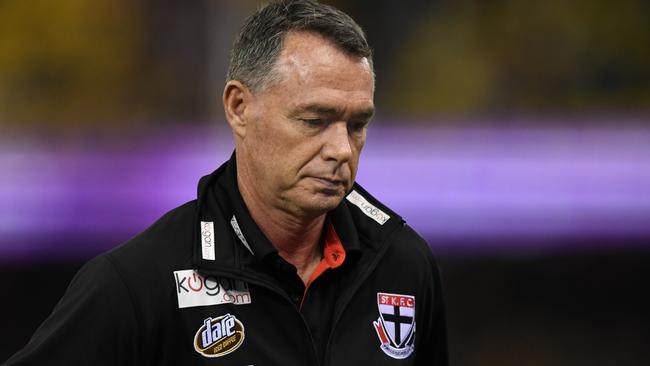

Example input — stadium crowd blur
[1,0,649,365]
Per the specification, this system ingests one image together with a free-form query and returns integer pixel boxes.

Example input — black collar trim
[192,152,401,272]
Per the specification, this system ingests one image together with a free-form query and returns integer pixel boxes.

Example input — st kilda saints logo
[194,314,245,358]
[372,292,416,359]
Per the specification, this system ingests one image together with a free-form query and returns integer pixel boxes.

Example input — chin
[301,194,343,216]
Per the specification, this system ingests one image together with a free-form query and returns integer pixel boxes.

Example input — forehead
[267,31,374,109]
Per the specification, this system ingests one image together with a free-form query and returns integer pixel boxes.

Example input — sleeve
[415,246,449,366]
[430,260,449,365]
[3,255,141,366]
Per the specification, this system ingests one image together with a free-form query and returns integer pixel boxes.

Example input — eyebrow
[294,104,375,120]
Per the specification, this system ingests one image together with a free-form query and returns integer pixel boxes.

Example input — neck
[237,163,325,284]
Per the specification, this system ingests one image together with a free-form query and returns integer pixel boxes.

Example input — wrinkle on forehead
[272,31,374,91]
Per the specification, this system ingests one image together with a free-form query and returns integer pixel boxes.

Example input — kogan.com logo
[174,269,252,309]
[200,221,215,261]
[346,190,390,225]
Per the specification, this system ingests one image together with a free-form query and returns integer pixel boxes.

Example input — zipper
[321,224,402,366]
[199,267,322,366]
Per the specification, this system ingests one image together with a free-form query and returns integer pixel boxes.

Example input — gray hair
[227,0,373,92]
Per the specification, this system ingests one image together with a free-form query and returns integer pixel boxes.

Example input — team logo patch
[174,269,252,309]
[194,314,245,358]
[373,292,416,359]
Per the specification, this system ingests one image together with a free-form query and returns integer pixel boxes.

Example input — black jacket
[5,156,448,366]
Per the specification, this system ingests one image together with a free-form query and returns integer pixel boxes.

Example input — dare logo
[194,314,245,358]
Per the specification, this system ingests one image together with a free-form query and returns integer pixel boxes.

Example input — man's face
[239,31,375,217]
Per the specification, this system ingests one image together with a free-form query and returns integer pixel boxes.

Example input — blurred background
[1,0,649,364]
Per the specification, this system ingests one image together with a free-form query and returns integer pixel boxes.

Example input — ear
[223,80,251,139]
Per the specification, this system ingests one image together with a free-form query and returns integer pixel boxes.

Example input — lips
[308,176,347,191]
[313,176,344,184]
[313,176,344,185]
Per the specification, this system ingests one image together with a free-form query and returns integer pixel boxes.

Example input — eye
[348,120,369,133]
[301,118,327,128]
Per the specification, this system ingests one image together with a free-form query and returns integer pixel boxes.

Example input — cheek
[247,116,290,160]
[349,138,365,175]
[252,132,305,185]
[351,135,366,160]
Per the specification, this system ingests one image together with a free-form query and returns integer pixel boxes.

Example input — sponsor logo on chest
[372,292,416,359]
[174,269,252,308]
[194,313,245,357]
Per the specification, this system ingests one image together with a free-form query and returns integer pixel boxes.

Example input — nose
[321,121,353,163]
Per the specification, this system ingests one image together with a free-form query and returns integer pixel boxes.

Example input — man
[4,1,447,365]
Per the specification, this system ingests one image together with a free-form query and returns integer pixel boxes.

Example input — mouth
[308,176,346,193]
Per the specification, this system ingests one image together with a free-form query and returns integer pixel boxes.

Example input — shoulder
[345,183,439,276]
[106,200,197,271]
[75,200,199,308]
[66,254,132,297]
[73,200,201,330]
[385,223,440,275]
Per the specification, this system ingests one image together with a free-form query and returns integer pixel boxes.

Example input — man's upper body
[4,1,448,365]
[4,155,447,366]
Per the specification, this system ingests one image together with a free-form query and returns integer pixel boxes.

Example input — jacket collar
[192,152,402,272]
